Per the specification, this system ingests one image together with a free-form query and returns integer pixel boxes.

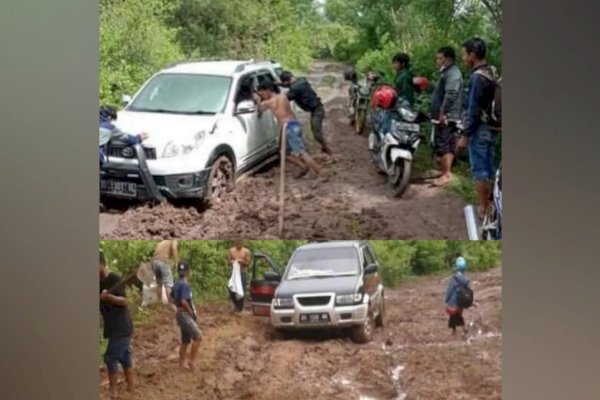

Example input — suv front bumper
[100,145,210,201]
[270,293,368,329]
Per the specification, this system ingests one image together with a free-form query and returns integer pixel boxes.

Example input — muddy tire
[205,155,235,204]
[355,109,367,135]
[351,312,374,343]
[389,158,412,198]
[375,296,385,327]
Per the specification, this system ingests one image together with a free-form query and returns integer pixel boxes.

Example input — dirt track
[99,268,501,400]
[100,61,468,240]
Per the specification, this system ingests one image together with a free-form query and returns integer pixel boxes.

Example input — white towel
[227,260,244,301]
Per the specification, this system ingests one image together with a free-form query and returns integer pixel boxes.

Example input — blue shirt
[172,279,196,318]
[445,272,470,308]
[462,64,495,137]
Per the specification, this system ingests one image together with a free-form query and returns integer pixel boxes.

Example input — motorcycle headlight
[336,293,363,305]
[272,297,294,309]
[399,107,417,122]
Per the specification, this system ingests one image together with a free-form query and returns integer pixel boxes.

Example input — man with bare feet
[430,46,463,187]
[172,261,202,370]
[254,80,323,178]
[227,241,252,312]
[100,252,134,398]
[151,240,179,305]
[279,71,334,158]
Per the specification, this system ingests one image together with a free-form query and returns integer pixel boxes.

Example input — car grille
[297,296,331,306]
[107,144,157,160]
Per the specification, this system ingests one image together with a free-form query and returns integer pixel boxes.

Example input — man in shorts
[430,46,464,186]
[172,261,202,370]
[227,241,252,312]
[100,252,134,398]
[458,37,497,219]
[253,80,323,178]
[151,240,179,303]
[279,71,334,157]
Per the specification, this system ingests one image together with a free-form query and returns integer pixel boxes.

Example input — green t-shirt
[394,67,415,106]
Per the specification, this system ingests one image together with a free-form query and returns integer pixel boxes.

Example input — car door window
[255,70,280,93]
[362,247,374,270]
[253,256,279,282]
[236,74,255,105]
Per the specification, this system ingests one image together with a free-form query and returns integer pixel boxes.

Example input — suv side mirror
[236,99,257,114]
[264,270,282,282]
[121,94,132,106]
[364,263,378,275]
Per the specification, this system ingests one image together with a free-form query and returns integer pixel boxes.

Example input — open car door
[250,251,282,316]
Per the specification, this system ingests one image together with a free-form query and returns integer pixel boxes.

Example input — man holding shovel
[100,252,134,399]
[227,241,252,313]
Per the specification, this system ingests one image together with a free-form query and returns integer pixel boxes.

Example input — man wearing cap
[172,261,202,370]
[279,71,334,157]
[445,256,471,336]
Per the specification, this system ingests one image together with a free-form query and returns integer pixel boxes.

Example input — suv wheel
[271,327,291,341]
[375,295,385,327]
[206,155,234,202]
[351,311,374,343]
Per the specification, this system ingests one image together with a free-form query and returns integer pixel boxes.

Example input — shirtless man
[152,240,179,302]
[227,241,252,312]
[253,80,323,178]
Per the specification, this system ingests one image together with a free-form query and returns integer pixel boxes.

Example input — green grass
[413,124,477,204]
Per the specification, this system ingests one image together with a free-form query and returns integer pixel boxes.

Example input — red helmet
[413,76,429,92]
[371,85,397,109]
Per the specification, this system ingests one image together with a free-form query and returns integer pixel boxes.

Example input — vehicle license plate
[100,180,137,198]
[300,313,330,323]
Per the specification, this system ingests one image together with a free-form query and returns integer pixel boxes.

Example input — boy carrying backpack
[445,256,474,336]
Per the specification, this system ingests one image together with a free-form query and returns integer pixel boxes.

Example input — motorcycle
[344,68,379,135]
[464,164,502,240]
[368,90,425,197]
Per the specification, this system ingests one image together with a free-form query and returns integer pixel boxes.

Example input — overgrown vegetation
[99,240,501,297]
[100,0,502,106]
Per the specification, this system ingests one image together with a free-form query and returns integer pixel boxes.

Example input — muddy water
[99,268,501,400]
[100,61,468,240]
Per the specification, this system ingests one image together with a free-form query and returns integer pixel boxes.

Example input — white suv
[100,59,284,203]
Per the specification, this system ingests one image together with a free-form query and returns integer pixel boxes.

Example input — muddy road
[100,61,468,240]
[100,268,501,400]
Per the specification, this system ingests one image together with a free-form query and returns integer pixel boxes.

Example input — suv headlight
[272,297,294,309]
[161,131,206,158]
[336,293,363,305]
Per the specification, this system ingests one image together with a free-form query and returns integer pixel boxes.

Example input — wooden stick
[278,123,287,237]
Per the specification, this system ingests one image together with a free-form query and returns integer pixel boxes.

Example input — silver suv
[266,241,385,343]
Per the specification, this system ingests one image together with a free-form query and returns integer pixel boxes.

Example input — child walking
[172,261,203,370]
[445,256,471,336]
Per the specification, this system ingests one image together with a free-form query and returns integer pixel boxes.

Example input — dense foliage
[99,240,501,299]
[100,0,501,105]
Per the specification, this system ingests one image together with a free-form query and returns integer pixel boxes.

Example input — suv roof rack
[164,57,235,69]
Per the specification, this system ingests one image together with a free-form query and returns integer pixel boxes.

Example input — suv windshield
[286,247,359,280]
[128,73,231,115]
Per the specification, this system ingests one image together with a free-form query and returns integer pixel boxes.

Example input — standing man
[253,80,323,178]
[457,37,497,219]
[445,256,471,336]
[279,71,334,157]
[100,252,134,399]
[172,261,202,370]
[430,46,464,186]
[392,53,415,107]
[227,241,252,313]
[151,240,179,304]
